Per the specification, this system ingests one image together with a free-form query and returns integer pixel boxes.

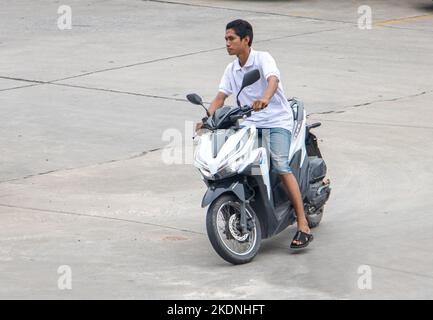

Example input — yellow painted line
[375,13,433,27]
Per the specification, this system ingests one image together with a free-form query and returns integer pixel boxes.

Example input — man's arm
[208,91,227,115]
[252,75,279,111]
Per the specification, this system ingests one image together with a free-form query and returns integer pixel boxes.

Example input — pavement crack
[0,76,48,84]
[307,118,433,130]
[49,26,343,84]
[49,46,225,83]
[2,27,345,88]
[308,89,433,117]
[255,27,345,43]
[104,147,163,163]
[0,147,164,184]
[381,25,433,33]
[146,0,354,25]
[49,82,191,103]
[366,263,433,281]
[0,76,47,92]
[0,204,204,236]
[0,84,43,92]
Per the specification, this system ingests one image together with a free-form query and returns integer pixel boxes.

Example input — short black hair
[226,19,253,47]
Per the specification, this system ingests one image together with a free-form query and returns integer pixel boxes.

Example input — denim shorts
[258,128,293,175]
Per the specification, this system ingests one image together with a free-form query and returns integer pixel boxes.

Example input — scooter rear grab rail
[307,122,321,130]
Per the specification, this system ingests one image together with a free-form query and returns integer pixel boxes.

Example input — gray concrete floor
[1,0,433,299]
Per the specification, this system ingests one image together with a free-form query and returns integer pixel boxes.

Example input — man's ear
[242,35,250,46]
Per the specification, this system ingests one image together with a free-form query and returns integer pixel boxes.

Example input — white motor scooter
[187,69,331,265]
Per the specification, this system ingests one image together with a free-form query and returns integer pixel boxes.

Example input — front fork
[239,198,247,234]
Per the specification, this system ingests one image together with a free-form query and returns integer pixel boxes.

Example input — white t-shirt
[218,48,294,133]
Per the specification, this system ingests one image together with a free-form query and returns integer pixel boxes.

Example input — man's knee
[272,157,292,175]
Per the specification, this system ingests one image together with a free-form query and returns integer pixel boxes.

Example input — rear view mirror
[186,93,210,116]
[240,69,260,90]
[236,69,260,107]
[186,93,203,105]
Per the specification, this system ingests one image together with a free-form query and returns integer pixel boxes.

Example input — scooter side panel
[248,174,281,239]
[289,149,310,197]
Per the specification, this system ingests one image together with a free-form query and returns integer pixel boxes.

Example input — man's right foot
[290,231,314,249]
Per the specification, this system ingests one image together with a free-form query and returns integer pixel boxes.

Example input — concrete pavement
[1,0,433,299]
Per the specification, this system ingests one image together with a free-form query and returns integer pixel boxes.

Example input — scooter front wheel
[206,194,261,265]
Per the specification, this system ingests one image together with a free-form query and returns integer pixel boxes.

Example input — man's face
[225,28,249,56]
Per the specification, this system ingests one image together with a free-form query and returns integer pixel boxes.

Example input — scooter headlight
[213,128,255,178]
[193,126,256,180]
[193,133,214,178]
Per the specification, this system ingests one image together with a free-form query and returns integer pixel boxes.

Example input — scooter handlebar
[240,105,252,114]
[200,105,253,130]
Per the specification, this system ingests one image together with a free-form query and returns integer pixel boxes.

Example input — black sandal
[290,231,314,249]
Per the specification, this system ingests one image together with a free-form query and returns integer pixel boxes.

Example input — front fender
[201,179,246,208]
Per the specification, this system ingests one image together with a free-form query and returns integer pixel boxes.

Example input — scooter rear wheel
[206,194,261,265]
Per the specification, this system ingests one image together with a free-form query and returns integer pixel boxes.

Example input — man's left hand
[252,98,269,111]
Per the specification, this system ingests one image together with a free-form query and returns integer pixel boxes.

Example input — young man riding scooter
[196,19,313,249]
